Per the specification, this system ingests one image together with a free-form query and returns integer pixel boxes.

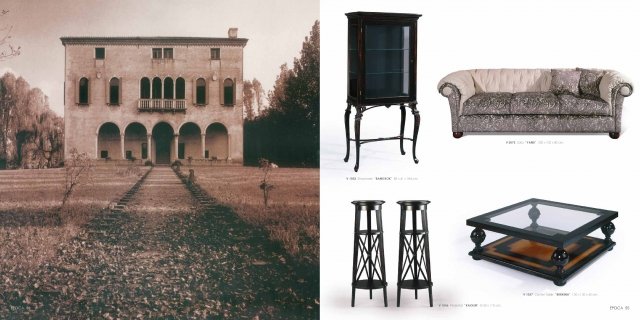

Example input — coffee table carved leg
[344,105,351,162]
[470,227,486,260]
[601,222,616,250]
[551,248,569,286]
[528,203,541,230]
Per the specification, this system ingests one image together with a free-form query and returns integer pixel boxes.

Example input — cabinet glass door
[364,25,410,99]
[348,24,358,98]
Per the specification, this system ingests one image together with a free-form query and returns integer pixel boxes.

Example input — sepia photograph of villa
[0,0,319,318]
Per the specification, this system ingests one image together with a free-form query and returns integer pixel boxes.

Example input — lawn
[191,166,319,264]
[0,166,146,271]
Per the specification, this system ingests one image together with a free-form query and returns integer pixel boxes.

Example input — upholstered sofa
[438,68,633,138]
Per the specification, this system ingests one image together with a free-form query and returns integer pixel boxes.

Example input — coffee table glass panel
[466,198,617,286]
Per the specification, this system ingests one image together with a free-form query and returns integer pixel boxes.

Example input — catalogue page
[319,0,640,319]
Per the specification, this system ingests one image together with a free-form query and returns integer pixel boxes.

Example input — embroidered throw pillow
[577,68,604,97]
[550,69,580,95]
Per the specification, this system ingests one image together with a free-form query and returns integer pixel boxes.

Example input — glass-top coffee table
[466,198,617,286]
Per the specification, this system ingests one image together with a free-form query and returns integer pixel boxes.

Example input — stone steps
[83,167,152,237]
[170,167,219,209]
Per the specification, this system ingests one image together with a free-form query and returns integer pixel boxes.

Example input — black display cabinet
[344,12,421,172]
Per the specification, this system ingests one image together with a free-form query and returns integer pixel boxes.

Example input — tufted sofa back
[470,69,553,93]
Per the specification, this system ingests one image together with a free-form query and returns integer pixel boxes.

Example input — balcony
[138,99,186,113]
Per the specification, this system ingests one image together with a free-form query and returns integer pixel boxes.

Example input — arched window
[196,78,206,105]
[140,77,151,99]
[152,77,162,99]
[78,77,89,104]
[223,78,234,105]
[176,77,185,100]
[164,77,174,99]
[109,77,120,105]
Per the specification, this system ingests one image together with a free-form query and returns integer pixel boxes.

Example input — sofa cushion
[558,94,610,116]
[550,70,580,95]
[471,69,551,94]
[463,93,512,115]
[578,69,603,97]
[510,92,560,114]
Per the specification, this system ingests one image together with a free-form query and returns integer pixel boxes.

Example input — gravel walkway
[0,167,318,319]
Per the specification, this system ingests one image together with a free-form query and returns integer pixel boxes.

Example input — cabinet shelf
[365,48,409,51]
[365,71,409,75]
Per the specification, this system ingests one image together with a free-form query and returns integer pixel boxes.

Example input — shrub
[62,148,94,208]
[171,160,183,171]
[144,160,153,166]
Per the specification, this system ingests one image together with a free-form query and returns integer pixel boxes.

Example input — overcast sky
[0,0,318,116]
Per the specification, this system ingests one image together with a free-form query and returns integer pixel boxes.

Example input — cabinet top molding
[345,12,422,20]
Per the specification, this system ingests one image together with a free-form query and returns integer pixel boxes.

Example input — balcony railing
[138,99,186,112]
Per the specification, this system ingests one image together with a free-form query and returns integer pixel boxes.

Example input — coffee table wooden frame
[466,198,617,286]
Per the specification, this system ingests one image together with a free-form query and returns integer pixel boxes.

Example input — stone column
[147,134,152,160]
[120,134,125,160]
[201,133,206,158]
[95,134,99,158]
[174,134,179,161]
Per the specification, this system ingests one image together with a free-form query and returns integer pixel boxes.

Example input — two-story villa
[61,28,247,164]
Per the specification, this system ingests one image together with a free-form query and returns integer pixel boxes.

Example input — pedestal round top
[397,200,431,206]
[351,200,385,209]
[351,200,385,205]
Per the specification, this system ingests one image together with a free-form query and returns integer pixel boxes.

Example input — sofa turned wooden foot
[453,132,463,139]
[609,132,620,139]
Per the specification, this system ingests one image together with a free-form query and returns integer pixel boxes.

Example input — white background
[319,0,640,319]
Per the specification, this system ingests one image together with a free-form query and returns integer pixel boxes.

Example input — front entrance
[152,122,174,165]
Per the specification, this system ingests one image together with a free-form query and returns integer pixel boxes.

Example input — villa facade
[61,29,247,164]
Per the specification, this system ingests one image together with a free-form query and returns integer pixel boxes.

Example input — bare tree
[61,148,93,208]
[0,9,21,61]
[258,158,275,208]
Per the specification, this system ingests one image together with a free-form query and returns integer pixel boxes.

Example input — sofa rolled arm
[614,82,633,98]
[599,71,632,133]
[438,70,476,99]
[600,70,633,107]
[438,70,476,132]
[438,83,463,132]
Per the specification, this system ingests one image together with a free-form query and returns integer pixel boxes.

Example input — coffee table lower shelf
[469,235,615,286]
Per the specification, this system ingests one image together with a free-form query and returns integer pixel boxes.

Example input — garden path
[1,167,318,318]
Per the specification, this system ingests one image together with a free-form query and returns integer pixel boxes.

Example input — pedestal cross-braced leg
[396,205,406,307]
[351,204,360,307]
[351,203,387,307]
[397,203,433,307]
[422,204,433,307]
[375,206,388,307]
